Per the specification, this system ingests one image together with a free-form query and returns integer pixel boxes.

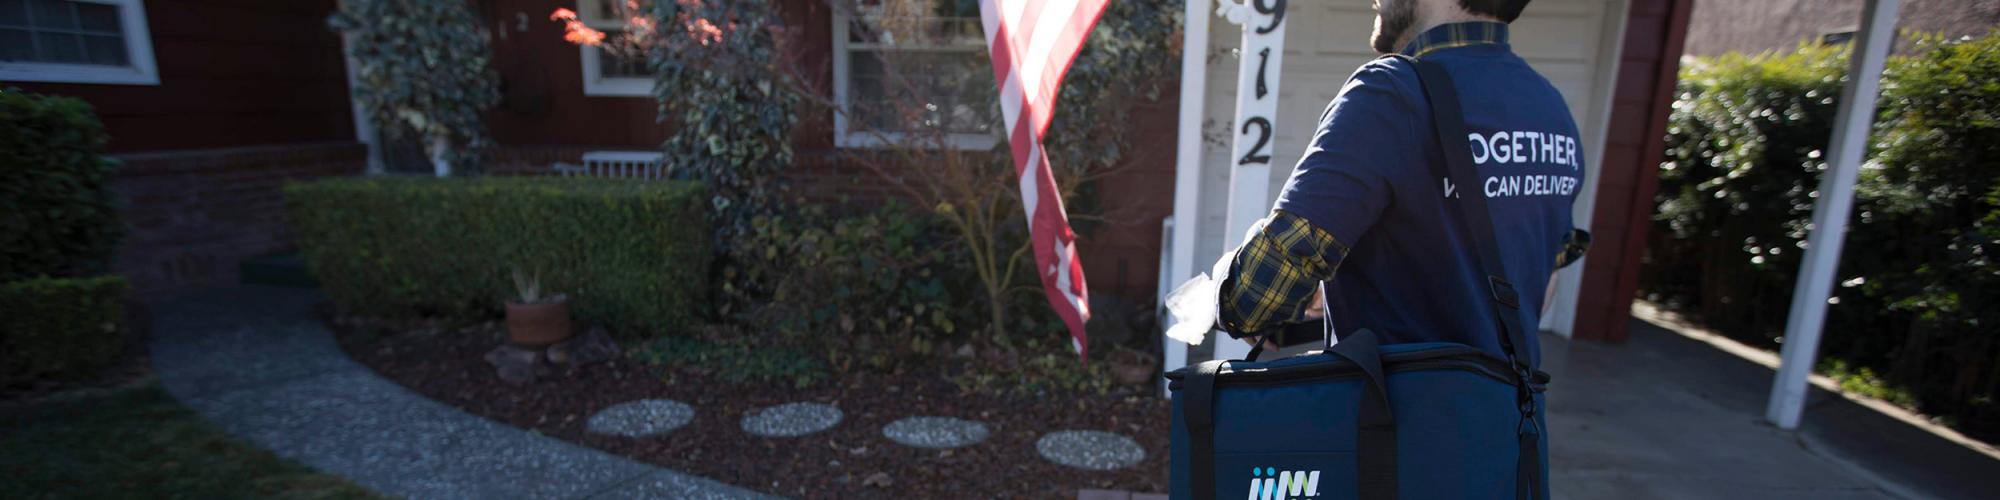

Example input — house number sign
[1213,0,1289,361]
[1219,0,1289,236]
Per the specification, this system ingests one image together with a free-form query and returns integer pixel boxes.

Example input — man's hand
[1304,285,1326,319]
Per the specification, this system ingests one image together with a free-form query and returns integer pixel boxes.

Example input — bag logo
[1246,467,1320,500]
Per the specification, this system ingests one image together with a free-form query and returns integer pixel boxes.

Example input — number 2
[1239,117,1273,165]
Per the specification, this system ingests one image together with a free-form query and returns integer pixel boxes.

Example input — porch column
[1212,0,1289,362]
[1162,0,1213,394]
[1767,0,1900,431]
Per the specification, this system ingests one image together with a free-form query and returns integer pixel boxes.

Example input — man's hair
[1459,0,1530,23]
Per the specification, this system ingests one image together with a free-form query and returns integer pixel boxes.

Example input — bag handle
[1182,330,1395,500]
[1326,329,1396,500]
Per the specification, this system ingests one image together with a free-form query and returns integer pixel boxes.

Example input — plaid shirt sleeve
[1555,228,1591,269]
[1217,210,1350,336]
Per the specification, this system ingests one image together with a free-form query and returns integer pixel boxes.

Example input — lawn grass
[0,382,379,499]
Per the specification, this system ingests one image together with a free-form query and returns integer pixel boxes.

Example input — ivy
[329,0,500,176]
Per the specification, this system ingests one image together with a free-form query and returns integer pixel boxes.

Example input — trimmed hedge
[0,276,128,387]
[1647,33,2000,432]
[0,88,122,282]
[285,177,711,337]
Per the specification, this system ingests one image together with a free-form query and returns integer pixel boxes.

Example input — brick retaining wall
[113,143,367,296]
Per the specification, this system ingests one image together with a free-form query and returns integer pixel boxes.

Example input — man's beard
[1371,0,1417,54]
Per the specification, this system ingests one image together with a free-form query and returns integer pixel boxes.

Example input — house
[1683,0,1999,56]
[1,0,1695,356]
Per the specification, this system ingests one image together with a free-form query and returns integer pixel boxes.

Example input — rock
[862,472,893,488]
[484,344,544,385]
[1036,430,1147,471]
[586,399,696,437]
[741,402,843,438]
[882,416,990,449]
[548,326,618,365]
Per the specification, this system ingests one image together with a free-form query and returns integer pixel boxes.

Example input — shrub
[632,335,827,389]
[1646,33,2000,433]
[0,276,128,387]
[285,177,711,338]
[0,88,122,282]
[733,202,979,369]
[329,0,500,176]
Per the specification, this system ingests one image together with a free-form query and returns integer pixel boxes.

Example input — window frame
[831,9,998,150]
[576,1,650,97]
[0,0,160,85]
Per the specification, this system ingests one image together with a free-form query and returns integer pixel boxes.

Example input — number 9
[1252,0,1286,35]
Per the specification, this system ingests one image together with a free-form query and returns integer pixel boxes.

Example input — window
[833,0,997,149]
[0,0,157,85]
[577,0,649,97]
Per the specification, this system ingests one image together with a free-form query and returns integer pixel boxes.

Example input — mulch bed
[324,311,1171,499]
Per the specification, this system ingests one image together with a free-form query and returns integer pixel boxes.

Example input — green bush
[732,202,980,369]
[284,177,711,338]
[1646,32,2000,433]
[0,88,122,282]
[0,275,127,387]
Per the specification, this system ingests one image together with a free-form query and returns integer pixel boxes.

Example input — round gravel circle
[586,399,694,438]
[740,402,843,438]
[882,416,991,449]
[1035,430,1146,470]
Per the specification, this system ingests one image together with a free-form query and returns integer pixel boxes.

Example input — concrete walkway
[1545,317,2000,499]
[150,285,773,499]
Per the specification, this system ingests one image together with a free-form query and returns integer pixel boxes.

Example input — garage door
[1190,0,1628,343]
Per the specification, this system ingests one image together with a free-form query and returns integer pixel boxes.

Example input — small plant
[509,268,561,305]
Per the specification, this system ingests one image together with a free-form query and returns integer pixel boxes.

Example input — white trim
[0,0,159,86]
[573,2,649,97]
[1541,0,1632,338]
[338,30,384,174]
[1161,0,1209,387]
[830,9,998,150]
[578,43,651,97]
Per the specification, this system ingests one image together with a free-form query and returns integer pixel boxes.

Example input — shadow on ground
[1545,318,2000,499]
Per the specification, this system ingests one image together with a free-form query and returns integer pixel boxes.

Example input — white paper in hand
[1163,253,1237,346]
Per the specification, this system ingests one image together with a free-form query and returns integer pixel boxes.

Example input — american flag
[977,0,1108,359]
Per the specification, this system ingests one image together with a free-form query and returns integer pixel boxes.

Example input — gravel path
[148,286,774,500]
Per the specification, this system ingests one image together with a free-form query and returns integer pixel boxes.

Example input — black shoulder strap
[1388,54,1536,375]
[1185,359,1225,499]
[1390,53,1547,500]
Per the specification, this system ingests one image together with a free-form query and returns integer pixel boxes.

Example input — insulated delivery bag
[1166,56,1552,500]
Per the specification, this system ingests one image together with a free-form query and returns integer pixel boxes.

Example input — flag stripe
[980,0,1108,358]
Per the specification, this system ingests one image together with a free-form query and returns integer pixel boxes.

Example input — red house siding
[7,0,355,153]
[6,0,366,295]
[1572,0,1695,342]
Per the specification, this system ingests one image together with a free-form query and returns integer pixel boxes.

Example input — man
[1214,0,1590,362]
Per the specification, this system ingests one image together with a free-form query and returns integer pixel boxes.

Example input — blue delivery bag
[1165,332,1548,500]
[1167,56,1551,500]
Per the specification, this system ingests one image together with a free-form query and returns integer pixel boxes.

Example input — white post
[338,26,385,175]
[1162,0,1213,394]
[1213,0,1288,362]
[1767,0,1899,430]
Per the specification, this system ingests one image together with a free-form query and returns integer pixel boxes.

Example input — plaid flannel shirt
[1215,211,1591,336]
[1215,23,1591,338]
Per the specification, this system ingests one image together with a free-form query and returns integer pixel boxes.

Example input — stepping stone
[740,402,842,438]
[587,399,695,438]
[882,416,990,449]
[1036,430,1145,470]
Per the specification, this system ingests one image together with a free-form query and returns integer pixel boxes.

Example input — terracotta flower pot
[505,299,572,347]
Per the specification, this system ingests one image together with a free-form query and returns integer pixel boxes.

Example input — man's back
[1253,22,1584,365]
